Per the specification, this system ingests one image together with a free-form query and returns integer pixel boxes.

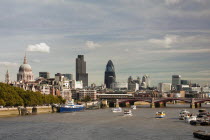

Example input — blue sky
[0,0,210,86]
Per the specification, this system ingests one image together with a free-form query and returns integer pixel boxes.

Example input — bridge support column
[190,98,195,109]
[101,99,109,108]
[150,98,155,108]
[116,99,119,108]
[126,102,130,108]
[173,100,176,104]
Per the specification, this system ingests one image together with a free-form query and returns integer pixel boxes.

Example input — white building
[70,80,83,89]
[128,83,139,91]
[158,83,172,93]
[17,55,34,82]
[79,89,97,100]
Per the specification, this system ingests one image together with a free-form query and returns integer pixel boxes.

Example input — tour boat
[131,105,137,110]
[112,107,122,113]
[179,109,190,120]
[156,111,166,118]
[124,109,133,116]
[57,100,85,113]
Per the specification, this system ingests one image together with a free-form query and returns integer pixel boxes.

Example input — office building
[172,75,181,90]
[104,60,116,88]
[39,72,50,79]
[76,55,88,87]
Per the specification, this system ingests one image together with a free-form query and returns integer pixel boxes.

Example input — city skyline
[0,0,210,86]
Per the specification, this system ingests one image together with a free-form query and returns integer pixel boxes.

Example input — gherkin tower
[104,60,116,88]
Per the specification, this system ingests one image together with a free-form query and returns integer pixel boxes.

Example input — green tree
[0,99,6,106]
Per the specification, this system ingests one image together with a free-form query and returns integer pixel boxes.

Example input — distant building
[158,83,171,93]
[128,82,139,91]
[17,55,34,82]
[181,80,190,85]
[172,75,181,90]
[70,80,83,89]
[76,55,88,87]
[63,73,73,80]
[104,60,116,88]
[79,89,97,100]
[5,70,10,84]
[39,72,50,79]
[141,75,150,88]
[111,82,128,91]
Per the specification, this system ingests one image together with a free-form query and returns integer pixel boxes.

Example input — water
[0,105,209,140]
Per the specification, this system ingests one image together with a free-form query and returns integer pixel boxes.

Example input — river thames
[0,104,209,140]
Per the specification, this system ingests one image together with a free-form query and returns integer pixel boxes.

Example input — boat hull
[57,107,84,113]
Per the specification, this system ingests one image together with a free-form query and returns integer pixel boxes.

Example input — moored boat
[57,100,85,113]
[179,109,190,120]
[131,105,136,110]
[156,111,166,118]
[112,107,122,113]
[185,115,197,123]
[193,130,210,139]
[124,109,132,116]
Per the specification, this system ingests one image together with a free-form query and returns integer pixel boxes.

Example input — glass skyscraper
[76,55,88,87]
[104,60,116,88]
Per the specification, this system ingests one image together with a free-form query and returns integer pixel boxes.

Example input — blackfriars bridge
[97,94,210,108]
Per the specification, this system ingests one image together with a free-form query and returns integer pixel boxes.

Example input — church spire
[5,70,10,84]
[23,53,27,64]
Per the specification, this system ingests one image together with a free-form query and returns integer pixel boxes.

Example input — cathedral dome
[19,64,32,72]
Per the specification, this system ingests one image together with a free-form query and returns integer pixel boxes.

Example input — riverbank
[0,106,52,118]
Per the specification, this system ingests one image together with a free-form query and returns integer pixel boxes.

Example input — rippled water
[0,104,209,140]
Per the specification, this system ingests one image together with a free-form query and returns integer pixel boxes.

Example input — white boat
[156,111,166,118]
[124,109,132,116]
[185,116,197,123]
[179,109,190,120]
[131,105,136,110]
[112,107,122,113]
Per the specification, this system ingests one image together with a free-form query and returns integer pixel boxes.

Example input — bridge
[97,94,210,108]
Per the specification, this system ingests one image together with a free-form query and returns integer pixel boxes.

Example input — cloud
[85,41,101,49]
[26,43,50,53]
[165,0,181,5]
[151,48,210,54]
[149,35,178,48]
[0,62,18,67]
[31,59,40,63]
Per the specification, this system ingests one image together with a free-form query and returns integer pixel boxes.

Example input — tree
[0,99,5,106]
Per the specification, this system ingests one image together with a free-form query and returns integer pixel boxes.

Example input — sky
[0,0,210,86]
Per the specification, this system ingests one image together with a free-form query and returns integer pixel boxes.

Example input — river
[0,105,209,140]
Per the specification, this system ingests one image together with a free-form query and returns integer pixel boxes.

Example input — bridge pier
[150,98,155,108]
[126,102,130,108]
[116,99,119,108]
[195,103,202,108]
[190,98,195,109]
[101,99,109,108]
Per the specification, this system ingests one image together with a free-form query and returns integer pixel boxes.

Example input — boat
[185,115,197,123]
[124,109,132,116]
[57,100,85,113]
[131,105,136,110]
[156,111,166,118]
[112,107,122,113]
[193,130,210,139]
[179,109,190,120]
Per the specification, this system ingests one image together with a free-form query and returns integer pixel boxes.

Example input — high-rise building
[39,72,50,79]
[172,75,181,89]
[76,55,88,87]
[63,73,73,80]
[104,60,116,88]
[181,80,190,85]
[141,75,150,88]
[158,83,172,93]
[17,55,34,82]
[5,70,10,83]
